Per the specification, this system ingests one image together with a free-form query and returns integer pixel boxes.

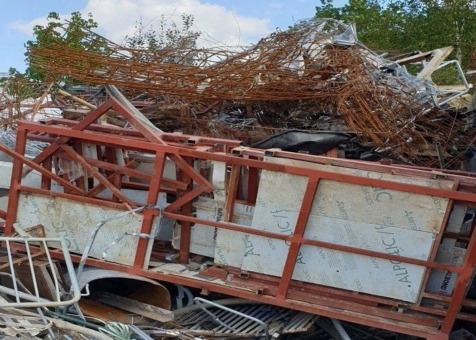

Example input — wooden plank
[94,292,174,322]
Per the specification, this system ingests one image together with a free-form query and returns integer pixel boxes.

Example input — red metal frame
[4,97,476,339]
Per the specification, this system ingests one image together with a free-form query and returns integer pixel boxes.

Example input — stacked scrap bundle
[28,18,475,169]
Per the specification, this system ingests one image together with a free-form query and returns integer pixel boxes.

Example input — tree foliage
[24,11,99,82]
[316,0,476,70]
[125,14,201,64]
[0,68,42,101]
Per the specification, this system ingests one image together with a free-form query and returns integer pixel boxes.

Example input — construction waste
[0,18,474,339]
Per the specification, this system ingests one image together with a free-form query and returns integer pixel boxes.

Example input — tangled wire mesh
[27,18,475,169]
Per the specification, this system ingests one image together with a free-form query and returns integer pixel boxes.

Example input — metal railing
[0,236,80,308]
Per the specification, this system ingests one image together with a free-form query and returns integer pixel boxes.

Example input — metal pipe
[129,325,154,340]
[45,310,103,330]
[37,307,56,339]
[436,60,471,106]
[174,298,262,316]
[331,318,352,340]
[24,239,41,302]
[5,239,20,304]
[42,239,61,302]
[0,285,50,303]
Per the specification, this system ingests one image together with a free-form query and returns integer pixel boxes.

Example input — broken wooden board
[15,192,155,267]
[0,258,66,302]
[94,292,174,323]
[240,157,454,302]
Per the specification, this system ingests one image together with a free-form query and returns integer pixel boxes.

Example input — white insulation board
[239,157,453,302]
[15,192,155,268]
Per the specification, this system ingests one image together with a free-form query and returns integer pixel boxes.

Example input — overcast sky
[0,0,347,72]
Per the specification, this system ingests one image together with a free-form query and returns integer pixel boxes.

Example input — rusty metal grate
[173,298,316,338]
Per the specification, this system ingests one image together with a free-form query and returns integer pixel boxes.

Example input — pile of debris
[0,84,473,339]
[0,17,474,340]
[27,18,475,169]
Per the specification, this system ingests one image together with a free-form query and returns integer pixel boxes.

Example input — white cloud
[9,0,273,49]
[8,17,50,36]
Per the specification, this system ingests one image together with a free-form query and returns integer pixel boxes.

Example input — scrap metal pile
[28,18,475,169]
[0,16,474,340]
[0,86,474,339]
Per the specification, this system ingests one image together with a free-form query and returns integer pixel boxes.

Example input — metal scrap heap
[0,16,472,340]
[28,18,475,169]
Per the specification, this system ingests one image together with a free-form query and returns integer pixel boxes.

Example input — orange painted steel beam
[277,176,319,299]
[61,144,136,207]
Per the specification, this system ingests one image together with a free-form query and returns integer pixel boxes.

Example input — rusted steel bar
[44,118,242,146]
[85,160,138,198]
[4,128,28,236]
[165,186,205,213]
[439,229,476,334]
[247,165,259,205]
[165,210,465,272]
[417,181,459,306]
[85,157,146,179]
[110,98,166,145]
[177,157,194,264]
[169,154,214,192]
[72,139,86,191]
[46,118,146,138]
[30,98,115,166]
[19,186,129,210]
[84,157,187,190]
[239,148,476,186]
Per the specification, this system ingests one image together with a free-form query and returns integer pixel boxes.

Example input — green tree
[405,0,476,66]
[124,13,201,64]
[24,11,99,82]
[315,0,476,69]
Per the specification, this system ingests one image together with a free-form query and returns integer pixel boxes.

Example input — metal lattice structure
[1,94,476,339]
[27,18,475,169]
